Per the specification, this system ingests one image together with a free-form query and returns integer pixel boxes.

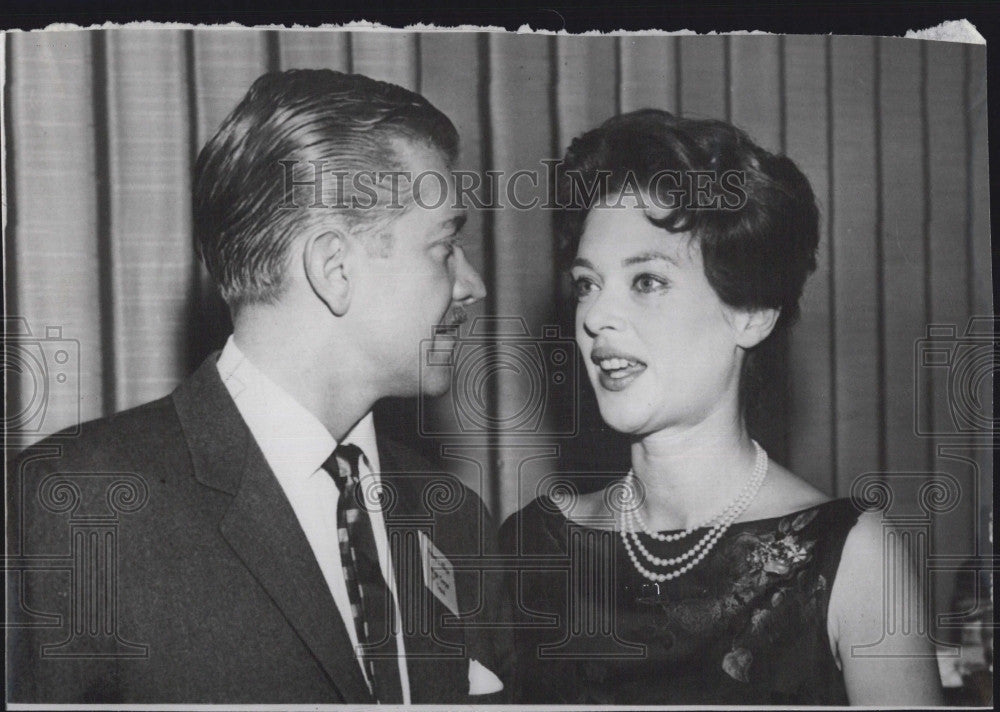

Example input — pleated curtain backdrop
[4,29,991,613]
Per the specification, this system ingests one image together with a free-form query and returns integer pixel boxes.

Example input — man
[8,70,506,703]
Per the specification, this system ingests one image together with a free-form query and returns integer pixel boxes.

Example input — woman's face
[571,197,746,437]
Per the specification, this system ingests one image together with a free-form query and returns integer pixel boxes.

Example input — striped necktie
[323,443,403,703]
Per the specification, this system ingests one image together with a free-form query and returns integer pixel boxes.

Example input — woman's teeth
[599,358,638,376]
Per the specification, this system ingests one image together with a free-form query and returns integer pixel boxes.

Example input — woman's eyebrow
[622,251,678,267]
[570,257,596,270]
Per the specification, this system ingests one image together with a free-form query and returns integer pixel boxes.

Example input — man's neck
[231,310,378,442]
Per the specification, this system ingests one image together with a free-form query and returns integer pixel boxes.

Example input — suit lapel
[172,355,372,703]
[219,447,372,702]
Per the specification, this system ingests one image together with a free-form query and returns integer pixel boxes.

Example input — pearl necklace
[619,440,768,582]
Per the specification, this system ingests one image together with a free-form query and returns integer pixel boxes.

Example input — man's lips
[432,306,468,339]
[448,305,468,327]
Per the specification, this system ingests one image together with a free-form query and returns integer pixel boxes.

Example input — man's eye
[572,276,598,299]
[437,239,457,260]
[633,274,668,293]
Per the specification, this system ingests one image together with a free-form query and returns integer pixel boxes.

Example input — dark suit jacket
[7,355,509,703]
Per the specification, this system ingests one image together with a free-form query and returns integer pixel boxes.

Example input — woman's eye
[572,276,598,300]
[633,273,668,293]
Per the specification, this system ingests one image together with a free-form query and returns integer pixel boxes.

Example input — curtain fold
[105,29,194,411]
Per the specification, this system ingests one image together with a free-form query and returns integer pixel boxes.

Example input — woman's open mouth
[592,352,646,391]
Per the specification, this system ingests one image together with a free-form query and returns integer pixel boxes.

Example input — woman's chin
[595,402,654,436]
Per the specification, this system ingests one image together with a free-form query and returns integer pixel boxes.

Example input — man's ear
[303,230,353,316]
[733,307,780,350]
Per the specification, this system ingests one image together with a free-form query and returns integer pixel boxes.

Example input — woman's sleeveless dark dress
[498,496,861,705]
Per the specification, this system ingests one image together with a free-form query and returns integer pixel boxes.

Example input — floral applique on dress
[504,496,860,704]
[722,507,829,684]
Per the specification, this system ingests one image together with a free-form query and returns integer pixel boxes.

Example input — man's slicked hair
[193,69,459,309]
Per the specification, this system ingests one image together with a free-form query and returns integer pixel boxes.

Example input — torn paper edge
[2,18,987,44]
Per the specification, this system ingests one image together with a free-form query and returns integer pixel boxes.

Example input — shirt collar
[216,336,379,481]
[340,407,381,474]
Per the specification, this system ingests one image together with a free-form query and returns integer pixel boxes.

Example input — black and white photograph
[3,16,994,708]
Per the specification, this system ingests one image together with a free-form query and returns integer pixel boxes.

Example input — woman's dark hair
[194,69,459,310]
[555,109,820,415]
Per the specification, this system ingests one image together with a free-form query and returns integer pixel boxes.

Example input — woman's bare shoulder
[826,508,944,704]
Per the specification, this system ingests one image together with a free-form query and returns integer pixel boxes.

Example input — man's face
[350,143,486,399]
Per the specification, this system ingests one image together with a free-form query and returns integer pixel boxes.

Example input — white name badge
[418,530,459,617]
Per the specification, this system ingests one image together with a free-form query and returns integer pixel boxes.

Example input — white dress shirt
[216,336,410,702]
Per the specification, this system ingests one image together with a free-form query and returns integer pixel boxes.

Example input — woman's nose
[580,286,625,337]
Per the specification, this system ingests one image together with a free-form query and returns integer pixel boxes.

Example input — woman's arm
[828,511,945,706]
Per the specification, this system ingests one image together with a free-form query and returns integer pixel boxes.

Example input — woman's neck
[628,414,760,531]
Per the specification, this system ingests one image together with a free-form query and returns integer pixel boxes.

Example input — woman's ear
[733,307,780,349]
[303,230,353,316]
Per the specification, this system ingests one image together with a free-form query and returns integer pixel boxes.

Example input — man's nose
[453,248,487,305]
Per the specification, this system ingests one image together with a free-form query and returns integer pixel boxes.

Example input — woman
[499,110,943,705]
